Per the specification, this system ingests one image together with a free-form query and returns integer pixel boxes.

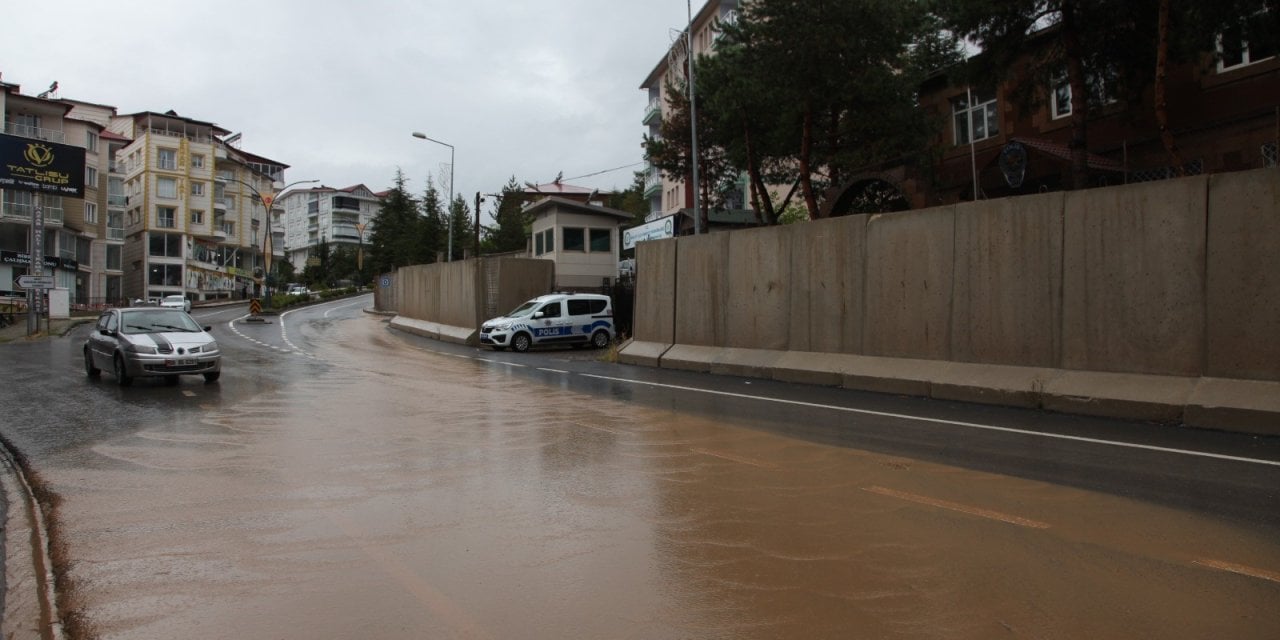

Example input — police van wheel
[591,330,611,349]
[512,333,532,353]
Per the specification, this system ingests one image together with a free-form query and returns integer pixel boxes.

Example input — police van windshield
[506,300,541,318]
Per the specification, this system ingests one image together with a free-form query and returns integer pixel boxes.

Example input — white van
[480,293,614,352]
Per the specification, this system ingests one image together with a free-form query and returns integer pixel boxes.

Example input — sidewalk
[0,316,91,344]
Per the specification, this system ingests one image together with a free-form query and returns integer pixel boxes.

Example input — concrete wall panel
[675,233,730,346]
[725,226,791,350]
[952,192,1064,367]
[633,239,677,344]
[1205,169,1280,381]
[788,215,866,354]
[492,258,555,319]
[1062,177,1207,376]
[863,207,955,360]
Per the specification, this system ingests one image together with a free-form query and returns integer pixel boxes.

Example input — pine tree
[483,176,531,254]
[447,194,474,261]
[417,177,446,263]
[366,169,421,275]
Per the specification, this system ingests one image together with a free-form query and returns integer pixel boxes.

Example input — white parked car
[159,294,191,313]
[480,293,614,352]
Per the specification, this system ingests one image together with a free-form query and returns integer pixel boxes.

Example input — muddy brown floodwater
[46,316,1280,638]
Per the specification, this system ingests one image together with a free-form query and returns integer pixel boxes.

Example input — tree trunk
[1062,0,1091,190]
[742,116,775,224]
[1155,0,1186,176]
[799,104,821,219]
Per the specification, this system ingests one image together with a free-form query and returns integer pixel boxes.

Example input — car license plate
[168,358,196,367]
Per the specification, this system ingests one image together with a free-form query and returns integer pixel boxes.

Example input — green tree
[447,193,475,261]
[482,176,531,254]
[650,0,952,223]
[608,171,650,222]
[417,177,447,263]
[366,169,421,275]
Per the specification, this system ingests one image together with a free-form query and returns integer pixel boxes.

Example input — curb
[0,442,64,640]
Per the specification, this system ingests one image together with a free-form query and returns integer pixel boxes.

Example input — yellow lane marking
[329,512,490,638]
[863,486,1051,529]
[573,422,627,436]
[689,448,777,469]
[1193,559,1280,584]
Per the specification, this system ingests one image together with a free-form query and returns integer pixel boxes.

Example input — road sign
[15,275,55,289]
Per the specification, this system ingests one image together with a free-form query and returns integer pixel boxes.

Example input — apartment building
[639,0,740,221]
[1,80,90,305]
[879,24,1280,210]
[277,184,380,273]
[107,111,290,303]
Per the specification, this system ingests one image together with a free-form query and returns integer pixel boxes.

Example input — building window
[86,131,99,152]
[106,245,122,270]
[157,148,178,170]
[589,229,611,253]
[157,177,178,199]
[148,263,183,287]
[85,165,98,188]
[217,169,234,182]
[952,90,999,145]
[191,210,204,224]
[191,154,205,169]
[542,229,555,253]
[149,232,182,257]
[191,181,205,197]
[1218,12,1277,71]
[535,232,544,255]
[563,227,585,252]
[85,202,98,224]
[157,206,176,228]
[1051,69,1118,119]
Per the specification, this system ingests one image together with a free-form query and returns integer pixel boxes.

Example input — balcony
[643,97,662,125]
[3,122,65,143]
[332,223,362,241]
[643,167,662,198]
[107,227,125,240]
[2,201,64,224]
[108,194,128,208]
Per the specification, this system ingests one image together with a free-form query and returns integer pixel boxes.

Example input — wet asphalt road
[1,295,1277,638]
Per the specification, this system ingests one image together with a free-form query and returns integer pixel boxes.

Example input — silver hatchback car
[84,307,222,386]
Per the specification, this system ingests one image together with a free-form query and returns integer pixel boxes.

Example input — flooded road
[7,304,1280,638]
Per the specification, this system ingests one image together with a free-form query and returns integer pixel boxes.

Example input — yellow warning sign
[250,298,261,315]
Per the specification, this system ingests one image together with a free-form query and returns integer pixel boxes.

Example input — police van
[480,293,614,352]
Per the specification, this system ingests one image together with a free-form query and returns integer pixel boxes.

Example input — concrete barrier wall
[675,232,731,347]
[726,225,792,350]
[1061,176,1207,377]
[863,207,955,361]
[395,258,553,338]
[634,240,676,345]
[951,192,1063,367]
[628,168,1280,383]
[1206,170,1280,380]
[788,215,866,354]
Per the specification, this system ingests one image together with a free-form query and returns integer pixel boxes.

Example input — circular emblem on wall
[999,141,1028,189]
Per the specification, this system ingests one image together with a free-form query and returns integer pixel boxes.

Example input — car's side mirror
[533,311,544,319]
[203,326,212,332]
[99,328,113,336]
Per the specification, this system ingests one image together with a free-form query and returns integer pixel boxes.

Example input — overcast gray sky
[4,0,690,210]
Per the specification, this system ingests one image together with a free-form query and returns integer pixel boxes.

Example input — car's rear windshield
[120,310,202,334]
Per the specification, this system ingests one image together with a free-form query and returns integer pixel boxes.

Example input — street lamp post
[229,177,319,311]
[411,132,455,261]
[355,222,367,286]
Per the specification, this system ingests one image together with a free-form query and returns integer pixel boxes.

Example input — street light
[228,176,319,311]
[411,132,455,261]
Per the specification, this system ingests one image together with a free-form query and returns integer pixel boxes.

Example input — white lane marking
[864,485,1051,529]
[537,368,569,374]
[1193,559,1280,584]
[578,374,1280,468]
[323,296,370,318]
[181,390,196,397]
[502,362,528,369]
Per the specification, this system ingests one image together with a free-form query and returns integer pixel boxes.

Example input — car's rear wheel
[591,330,611,349]
[203,372,221,383]
[512,333,532,353]
[84,348,100,377]
[113,354,133,387]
